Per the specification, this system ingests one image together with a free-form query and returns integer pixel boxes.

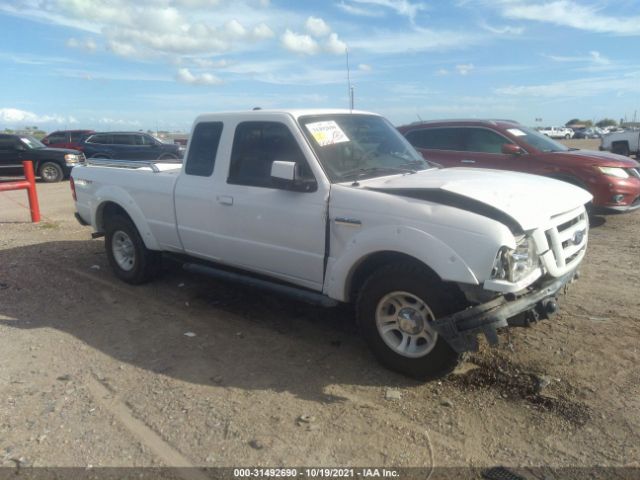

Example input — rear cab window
[185,122,223,177]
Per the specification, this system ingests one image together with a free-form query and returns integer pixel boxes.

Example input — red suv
[41,129,94,150]
[398,120,640,212]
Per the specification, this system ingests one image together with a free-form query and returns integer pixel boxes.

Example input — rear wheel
[356,262,468,380]
[158,153,178,161]
[104,215,161,284]
[38,161,64,182]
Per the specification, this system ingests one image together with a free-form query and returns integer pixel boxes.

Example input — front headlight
[64,153,81,165]
[491,236,539,283]
[597,166,629,178]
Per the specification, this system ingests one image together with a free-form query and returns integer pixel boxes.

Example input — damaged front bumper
[433,270,578,353]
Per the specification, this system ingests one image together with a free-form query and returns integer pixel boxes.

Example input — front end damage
[434,270,578,353]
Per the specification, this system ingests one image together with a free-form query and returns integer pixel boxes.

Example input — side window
[464,129,513,154]
[70,132,85,142]
[113,134,134,145]
[138,135,156,146]
[46,132,67,144]
[405,128,464,151]
[0,136,16,151]
[185,122,223,177]
[88,134,111,144]
[228,121,311,188]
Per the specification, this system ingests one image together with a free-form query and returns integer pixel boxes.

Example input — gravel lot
[1,142,639,478]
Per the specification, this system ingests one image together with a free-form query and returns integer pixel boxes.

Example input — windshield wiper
[341,166,416,182]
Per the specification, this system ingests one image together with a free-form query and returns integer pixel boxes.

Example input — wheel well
[97,201,132,232]
[347,251,441,302]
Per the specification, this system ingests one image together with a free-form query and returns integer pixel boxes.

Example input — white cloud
[544,50,611,66]
[342,0,426,22]
[280,29,319,55]
[479,22,524,35]
[66,37,97,52]
[192,57,228,68]
[335,1,384,17]
[456,63,474,75]
[305,16,331,37]
[324,33,347,54]
[496,0,640,36]
[252,23,274,39]
[349,27,481,54]
[176,67,223,85]
[0,107,74,125]
[225,19,247,37]
[358,63,372,71]
[436,68,449,75]
[495,72,640,98]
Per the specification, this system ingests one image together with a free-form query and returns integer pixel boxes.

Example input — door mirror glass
[502,143,524,155]
[270,160,317,192]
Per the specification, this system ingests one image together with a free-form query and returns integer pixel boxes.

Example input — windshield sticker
[305,121,350,146]
[507,128,527,137]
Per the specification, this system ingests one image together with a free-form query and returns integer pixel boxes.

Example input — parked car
[77,132,182,161]
[0,133,84,182]
[72,109,591,379]
[573,128,601,139]
[538,126,574,139]
[41,129,94,150]
[600,129,640,157]
[398,119,640,212]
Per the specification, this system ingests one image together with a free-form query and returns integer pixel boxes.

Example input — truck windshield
[20,136,46,149]
[299,114,433,182]
[512,127,569,153]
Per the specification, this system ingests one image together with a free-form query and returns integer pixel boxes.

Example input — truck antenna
[346,47,354,111]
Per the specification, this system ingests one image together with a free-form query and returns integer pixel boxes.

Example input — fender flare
[324,225,479,302]
[92,185,161,250]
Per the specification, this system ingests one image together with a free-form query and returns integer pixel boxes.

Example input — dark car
[78,132,181,161]
[41,129,95,150]
[398,119,640,212]
[0,134,84,182]
[573,128,601,139]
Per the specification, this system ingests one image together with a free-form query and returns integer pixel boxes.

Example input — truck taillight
[70,177,77,201]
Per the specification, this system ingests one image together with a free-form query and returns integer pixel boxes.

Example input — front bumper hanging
[433,270,578,353]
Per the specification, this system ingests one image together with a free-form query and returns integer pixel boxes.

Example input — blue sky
[1,0,640,132]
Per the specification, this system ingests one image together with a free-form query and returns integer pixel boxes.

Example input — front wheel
[357,262,468,380]
[38,161,64,182]
[104,215,161,284]
[565,134,571,139]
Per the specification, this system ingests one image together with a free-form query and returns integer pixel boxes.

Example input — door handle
[217,195,233,206]
[461,159,476,164]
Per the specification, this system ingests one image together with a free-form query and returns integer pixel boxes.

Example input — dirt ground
[1,146,639,478]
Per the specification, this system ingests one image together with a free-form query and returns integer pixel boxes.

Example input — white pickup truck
[600,129,640,157]
[71,109,591,379]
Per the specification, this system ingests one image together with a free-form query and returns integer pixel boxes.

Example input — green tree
[565,118,581,126]
[596,118,617,128]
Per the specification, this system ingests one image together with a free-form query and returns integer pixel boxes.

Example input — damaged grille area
[544,207,588,272]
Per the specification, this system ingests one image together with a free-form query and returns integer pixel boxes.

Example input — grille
[544,207,588,273]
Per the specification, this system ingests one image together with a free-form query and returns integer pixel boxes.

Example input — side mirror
[502,143,524,156]
[270,161,317,192]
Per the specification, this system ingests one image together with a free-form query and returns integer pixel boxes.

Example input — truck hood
[30,147,82,158]
[553,149,640,168]
[358,167,592,231]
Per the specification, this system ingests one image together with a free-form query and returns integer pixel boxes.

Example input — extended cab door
[175,117,329,291]
[0,135,24,175]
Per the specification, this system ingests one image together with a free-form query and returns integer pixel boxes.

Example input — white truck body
[601,129,640,157]
[539,126,574,139]
[72,109,592,378]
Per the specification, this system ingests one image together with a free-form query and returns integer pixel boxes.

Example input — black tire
[38,161,64,182]
[356,261,469,380]
[611,142,630,157]
[104,215,161,284]
[158,154,178,161]
[565,134,571,139]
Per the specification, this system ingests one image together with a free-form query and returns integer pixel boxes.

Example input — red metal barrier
[0,161,41,223]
